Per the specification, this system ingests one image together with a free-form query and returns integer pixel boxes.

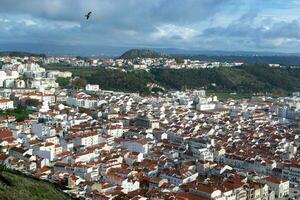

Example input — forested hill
[119,49,164,59]
[150,65,300,93]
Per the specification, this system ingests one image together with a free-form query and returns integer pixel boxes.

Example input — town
[0,54,300,200]
[31,54,245,70]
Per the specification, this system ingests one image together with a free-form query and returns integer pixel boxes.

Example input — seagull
[85,11,92,20]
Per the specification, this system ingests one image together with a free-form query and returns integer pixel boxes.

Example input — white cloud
[151,24,197,41]
[0,18,10,23]
[21,19,37,27]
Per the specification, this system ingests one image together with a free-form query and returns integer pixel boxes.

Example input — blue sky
[1,0,300,54]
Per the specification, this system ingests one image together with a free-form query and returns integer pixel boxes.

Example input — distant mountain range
[154,48,300,56]
[0,51,45,57]
[1,42,300,57]
[2,43,300,65]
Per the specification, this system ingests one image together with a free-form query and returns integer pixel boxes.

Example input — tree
[24,98,41,107]
[71,77,87,89]
[56,77,71,88]
[174,57,184,64]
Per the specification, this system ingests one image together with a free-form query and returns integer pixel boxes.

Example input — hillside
[119,49,163,59]
[0,170,70,200]
[151,65,300,93]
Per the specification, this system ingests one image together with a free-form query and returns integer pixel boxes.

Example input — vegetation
[71,77,87,89]
[174,57,184,64]
[88,69,153,94]
[43,64,300,98]
[0,108,35,122]
[56,77,71,88]
[0,164,12,187]
[0,170,70,200]
[24,99,41,107]
[151,65,300,93]
[119,49,164,59]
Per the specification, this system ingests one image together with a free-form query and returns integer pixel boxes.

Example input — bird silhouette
[85,11,92,20]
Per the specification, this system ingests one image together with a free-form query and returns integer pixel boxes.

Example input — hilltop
[119,49,164,59]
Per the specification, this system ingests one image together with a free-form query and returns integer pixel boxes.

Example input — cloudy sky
[1,0,300,54]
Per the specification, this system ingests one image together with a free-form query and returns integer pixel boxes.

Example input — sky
[1,0,300,55]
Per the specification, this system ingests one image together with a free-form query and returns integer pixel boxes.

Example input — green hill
[119,49,163,59]
[0,171,70,200]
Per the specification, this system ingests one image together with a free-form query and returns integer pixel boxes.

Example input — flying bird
[85,11,92,20]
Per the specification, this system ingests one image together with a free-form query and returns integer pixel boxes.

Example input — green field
[0,171,70,200]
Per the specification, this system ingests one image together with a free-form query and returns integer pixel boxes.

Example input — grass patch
[0,171,70,200]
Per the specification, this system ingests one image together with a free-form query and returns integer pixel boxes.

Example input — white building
[265,176,289,198]
[283,164,300,186]
[0,70,19,87]
[72,132,99,147]
[196,102,216,111]
[121,139,150,154]
[85,84,100,91]
[196,97,216,111]
[66,92,99,109]
[31,123,56,138]
[0,98,14,110]
[193,148,214,161]
[32,143,58,162]
[47,70,72,78]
